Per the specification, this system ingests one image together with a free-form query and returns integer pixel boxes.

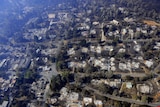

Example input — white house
[83,97,92,105]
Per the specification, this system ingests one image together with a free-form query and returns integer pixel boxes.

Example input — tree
[56,61,64,70]
[61,71,70,83]
[44,103,50,107]
[112,89,119,96]
[50,75,58,91]
[24,69,38,83]
[122,75,134,81]
[106,71,113,79]
[113,101,121,107]
[98,83,111,94]
[80,39,87,47]
[85,64,97,73]
[50,74,66,92]
[141,95,148,103]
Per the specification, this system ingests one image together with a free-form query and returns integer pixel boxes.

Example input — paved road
[84,85,160,107]
[114,72,146,77]
[42,40,62,105]
[43,84,50,102]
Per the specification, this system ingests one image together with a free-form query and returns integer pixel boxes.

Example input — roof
[94,100,103,106]
[0,101,8,107]
[126,82,132,89]
[48,14,56,19]
[83,97,92,103]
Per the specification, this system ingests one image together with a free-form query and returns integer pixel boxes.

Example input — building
[48,13,56,19]
[144,60,153,68]
[68,92,79,102]
[110,20,119,25]
[18,58,31,70]
[0,101,8,107]
[94,100,103,107]
[83,97,92,106]
[67,48,75,55]
[126,82,132,89]
[137,84,153,94]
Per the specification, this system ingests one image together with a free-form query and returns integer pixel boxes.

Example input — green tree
[141,95,148,103]
[61,71,70,83]
[98,83,109,94]
[106,71,113,79]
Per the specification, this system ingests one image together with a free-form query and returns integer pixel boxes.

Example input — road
[84,85,160,107]
[114,72,146,77]
[43,84,50,102]
[42,40,62,105]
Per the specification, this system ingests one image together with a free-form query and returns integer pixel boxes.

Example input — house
[87,10,92,14]
[94,59,102,67]
[110,20,119,25]
[90,29,96,35]
[124,17,134,22]
[77,23,90,30]
[81,47,88,53]
[137,56,143,61]
[0,59,7,68]
[126,82,132,89]
[68,48,75,55]
[79,61,87,68]
[48,98,57,105]
[94,100,103,107]
[103,45,113,52]
[126,61,132,71]
[96,46,102,54]
[81,31,89,37]
[48,13,56,19]
[83,97,92,106]
[121,28,127,35]
[111,66,116,71]
[59,87,68,100]
[108,32,113,37]
[93,58,109,70]
[101,63,110,70]
[0,78,4,83]
[91,79,122,88]
[48,35,57,39]
[0,101,8,107]
[119,62,131,71]
[18,58,31,69]
[42,66,51,71]
[131,61,140,69]
[141,29,147,34]
[144,60,153,68]
[104,79,122,88]
[92,22,99,26]
[119,63,126,71]
[118,48,126,53]
[108,32,114,36]
[90,46,96,52]
[154,42,160,50]
[58,12,69,21]
[85,18,90,22]
[68,92,79,102]
[137,84,153,94]
[136,27,141,32]
[119,7,125,12]
[134,44,141,52]
[128,29,134,39]
[67,102,82,107]
[13,64,18,70]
